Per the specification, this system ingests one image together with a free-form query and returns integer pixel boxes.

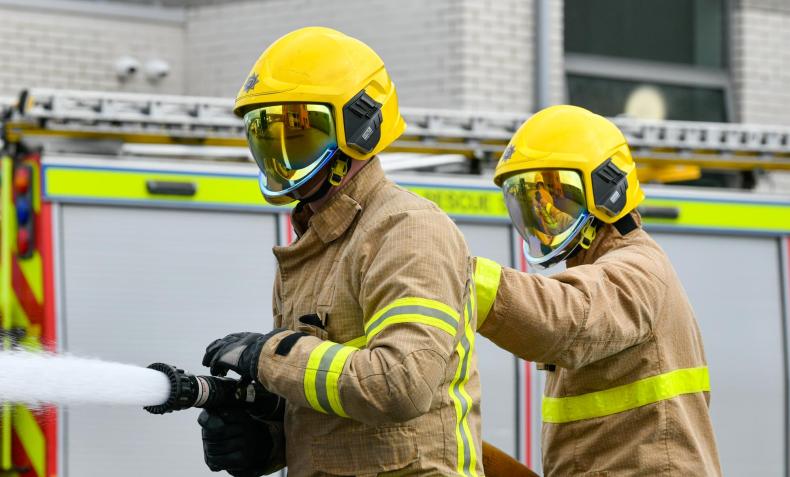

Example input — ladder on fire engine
[3,88,790,173]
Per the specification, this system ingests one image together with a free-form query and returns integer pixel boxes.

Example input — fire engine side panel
[650,232,785,477]
[58,204,279,477]
[42,161,790,476]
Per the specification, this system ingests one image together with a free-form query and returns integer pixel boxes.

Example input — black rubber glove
[198,408,284,477]
[202,330,284,380]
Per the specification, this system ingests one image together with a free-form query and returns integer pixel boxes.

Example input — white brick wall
[548,0,565,106]
[185,0,556,113]
[185,0,466,109]
[457,0,563,112]
[0,2,185,98]
[457,0,534,112]
[0,0,564,114]
[1,0,789,125]
[730,1,790,125]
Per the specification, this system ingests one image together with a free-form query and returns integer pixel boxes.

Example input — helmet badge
[500,144,515,164]
[243,73,259,93]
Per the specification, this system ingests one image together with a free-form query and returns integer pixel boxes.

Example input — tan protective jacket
[257,158,483,477]
[475,213,721,476]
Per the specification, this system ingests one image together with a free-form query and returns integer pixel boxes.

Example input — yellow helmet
[495,105,644,222]
[234,27,406,204]
[495,105,645,268]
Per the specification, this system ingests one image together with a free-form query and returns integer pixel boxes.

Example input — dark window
[564,0,726,68]
[567,75,727,122]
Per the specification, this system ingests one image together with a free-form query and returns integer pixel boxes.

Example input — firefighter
[199,27,483,476]
[474,105,722,475]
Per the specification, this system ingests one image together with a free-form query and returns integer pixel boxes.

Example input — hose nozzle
[144,362,283,419]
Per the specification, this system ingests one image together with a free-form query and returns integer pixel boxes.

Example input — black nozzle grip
[144,362,199,415]
[144,362,284,420]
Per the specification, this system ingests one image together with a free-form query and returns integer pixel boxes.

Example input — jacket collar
[291,157,385,244]
[567,211,643,266]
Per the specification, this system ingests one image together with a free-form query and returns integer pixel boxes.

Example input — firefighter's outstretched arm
[205,208,470,426]
[474,244,668,369]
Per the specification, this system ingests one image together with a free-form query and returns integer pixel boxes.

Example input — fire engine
[1,89,789,476]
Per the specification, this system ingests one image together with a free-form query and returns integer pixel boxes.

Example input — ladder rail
[4,89,790,169]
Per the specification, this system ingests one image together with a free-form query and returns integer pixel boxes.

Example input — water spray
[143,363,284,419]
[0,352,282,420]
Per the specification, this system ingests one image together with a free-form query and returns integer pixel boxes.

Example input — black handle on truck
[637,206,680,220]
[146,180,197,197]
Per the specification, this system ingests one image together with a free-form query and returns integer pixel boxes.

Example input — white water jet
[0,351,170,407]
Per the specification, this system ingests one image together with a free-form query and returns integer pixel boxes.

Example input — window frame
[562,0,734,122]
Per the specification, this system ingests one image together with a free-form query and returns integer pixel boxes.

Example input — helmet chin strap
[294,152,352,207]
[564,218,599,262]
[565,213,637,261]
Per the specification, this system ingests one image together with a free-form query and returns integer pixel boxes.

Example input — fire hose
[144,362,538,476]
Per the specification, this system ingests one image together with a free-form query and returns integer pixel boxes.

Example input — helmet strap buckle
[329,154,351,186]
[578,220,598,250]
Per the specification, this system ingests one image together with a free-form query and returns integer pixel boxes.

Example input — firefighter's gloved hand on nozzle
[198,408,284,477]
[202,330,284,381]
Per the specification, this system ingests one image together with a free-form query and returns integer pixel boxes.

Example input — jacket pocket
[311,425,419,475]
[296,313,329,341]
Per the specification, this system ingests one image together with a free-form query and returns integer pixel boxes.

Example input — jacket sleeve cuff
[256,330,323,407]
[257,331,362,419]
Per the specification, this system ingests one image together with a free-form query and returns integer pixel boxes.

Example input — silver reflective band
[365,304,459,335]
[314,344,345,416]
[194,376,210,407]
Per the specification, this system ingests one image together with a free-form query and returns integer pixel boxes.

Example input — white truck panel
[60,205,278,477]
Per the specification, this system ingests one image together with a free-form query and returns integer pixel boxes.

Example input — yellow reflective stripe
[324,346,355,418]
[7,292,42,353]
[473,257,501,329]
[640,198,790,234]
[11,293,31,329]
[303,341,356,418]
[41,165,790,233]
[364,297,460,341]
[44,167,267,208]
[1,156,14,470]
[13,405,45,477]
[342,335,367,349]
[465,288,479,475]
[18,251,43,304]
[366,297,460,329]
[542,366,711,424]
[368,315,457,341]
[303,341,334,414]
[459,320,478,475]
[448,291,478,477]
[450,339,471,476]
[407,186,510,219]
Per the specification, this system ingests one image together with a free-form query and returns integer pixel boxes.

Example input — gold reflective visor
[243,103,338,196]
[502,170,590,265]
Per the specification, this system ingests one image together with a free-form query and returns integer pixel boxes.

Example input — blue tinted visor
[243,103,338,197]
[503,169,590,268]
